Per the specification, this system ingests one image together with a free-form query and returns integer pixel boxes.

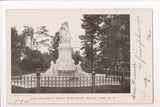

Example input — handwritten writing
[134,16,146,71]
[14,98,37,104]
[131,62,136,100]
[144,77,151,88]
[146,30,151,41]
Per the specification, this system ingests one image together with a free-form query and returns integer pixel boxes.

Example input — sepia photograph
[11,13,130,93]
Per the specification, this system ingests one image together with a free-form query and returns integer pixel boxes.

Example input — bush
[20,49,51,74]
[12,65,22,76]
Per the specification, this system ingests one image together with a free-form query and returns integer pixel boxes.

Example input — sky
[8,10,85,52]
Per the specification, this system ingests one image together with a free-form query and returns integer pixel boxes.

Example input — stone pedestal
[56,45,76,77]
[43,21,90,78]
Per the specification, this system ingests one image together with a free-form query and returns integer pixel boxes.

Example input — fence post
[104,68,108,78]
[120,72,125,92]
[121,72,125,87]
[92,69,96,93]
[36,69,40,93]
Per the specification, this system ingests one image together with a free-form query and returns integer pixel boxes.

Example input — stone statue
[59,21,72,47]
[56,21,76,76]
[44,21,89,78]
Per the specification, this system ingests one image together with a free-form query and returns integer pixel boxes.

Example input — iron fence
[11,72,130,93]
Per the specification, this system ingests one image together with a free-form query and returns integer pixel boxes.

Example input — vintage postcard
[6,9,153,104]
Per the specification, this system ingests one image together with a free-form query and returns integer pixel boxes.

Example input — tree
[98,15,130,72]
[20,26,52,74]
[22,26,34,49]
[79,15,101,73]
[79,15,130,73]
[34,26,51,50]
[51,32,60,63]
[11,27,26,75]
[20,49,51,74]
[11,26,52,75]
[72,50,82,65]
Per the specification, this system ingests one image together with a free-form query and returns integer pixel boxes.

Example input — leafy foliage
[72,50,82,65]
[11,27,51,75]
[11,27,25,75]
[51,32,60,63]
[20,49,51,74]
[79,15,130,73]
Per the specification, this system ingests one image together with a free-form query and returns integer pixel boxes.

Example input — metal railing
[11,72,130,93]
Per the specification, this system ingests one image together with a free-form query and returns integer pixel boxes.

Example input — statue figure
[59,21,72,47]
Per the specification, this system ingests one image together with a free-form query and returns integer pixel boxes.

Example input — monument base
[57,70,76,77]
[43,62,90,78]
[56,46,76,72]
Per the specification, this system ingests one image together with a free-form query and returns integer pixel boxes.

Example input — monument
[44,21,89,77]
[56,21,77,77]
